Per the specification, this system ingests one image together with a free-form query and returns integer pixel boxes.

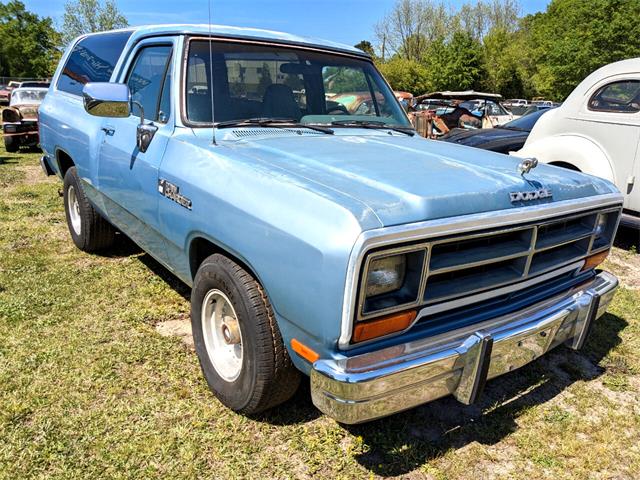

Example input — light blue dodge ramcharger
[39,24,623,424]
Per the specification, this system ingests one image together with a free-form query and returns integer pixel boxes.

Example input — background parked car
[1,86,47,152]
[410,91,513,137]
[517,57,640,232]
[509,104,554,117]
[328,91,396,117]
[0,84,10,105]
[440,107,554,153]
[504,98,528,109]
[18,81,50,89]
[394,91,414,111]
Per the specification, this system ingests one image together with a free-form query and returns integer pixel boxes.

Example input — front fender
[517,134,615,184]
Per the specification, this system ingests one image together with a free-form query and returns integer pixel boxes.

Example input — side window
[126,45,172,122]
[588,80,640,113]
[57,31,132,96]
[487,101,506,116]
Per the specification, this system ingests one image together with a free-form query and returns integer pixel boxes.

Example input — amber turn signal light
[581,250,610,272]
[353,310,417,343]
[291,338,320,363]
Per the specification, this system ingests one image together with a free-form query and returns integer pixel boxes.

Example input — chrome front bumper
[311,271,618,424]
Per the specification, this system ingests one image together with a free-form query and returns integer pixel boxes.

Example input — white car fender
[514,134,616,184]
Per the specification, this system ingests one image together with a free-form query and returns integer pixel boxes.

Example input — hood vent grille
[231,128,324,138]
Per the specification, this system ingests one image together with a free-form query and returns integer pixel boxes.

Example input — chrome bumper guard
[311,271,618,424]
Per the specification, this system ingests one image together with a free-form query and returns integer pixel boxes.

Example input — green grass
[1,144,639,479]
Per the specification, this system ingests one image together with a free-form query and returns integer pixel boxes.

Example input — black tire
[191,254,301,415]
[63,167,115,252]
[4,136,18,153]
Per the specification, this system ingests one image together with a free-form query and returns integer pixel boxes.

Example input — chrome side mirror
[82,82,130,118]
[130,100,158,153]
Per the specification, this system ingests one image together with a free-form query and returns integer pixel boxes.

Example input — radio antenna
[208,0,217,145]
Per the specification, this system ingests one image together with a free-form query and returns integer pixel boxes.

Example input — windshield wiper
[215,117,334,134]
[329,120,415,136]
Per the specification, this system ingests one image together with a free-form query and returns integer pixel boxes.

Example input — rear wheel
[63,167,115,252]
[191,254,301,414]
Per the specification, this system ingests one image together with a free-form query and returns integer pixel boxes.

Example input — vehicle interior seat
[261,84,302,120]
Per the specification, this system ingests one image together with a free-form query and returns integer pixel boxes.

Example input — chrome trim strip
[338,193,623,349]
[415,261,584,318]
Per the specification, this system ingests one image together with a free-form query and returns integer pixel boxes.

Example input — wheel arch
[549,161,582,172]
[521,134,616,184]
[188,234,264,288]
[55,148,75,179]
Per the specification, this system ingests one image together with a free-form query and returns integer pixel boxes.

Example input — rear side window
[57,31,132,96]
[588,80,640,113]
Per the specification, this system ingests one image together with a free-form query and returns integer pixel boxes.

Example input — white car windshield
[10,89,47,106]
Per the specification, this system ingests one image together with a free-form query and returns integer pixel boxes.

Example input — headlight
[594,214,607,237]
[365,255,406,297]
[591,211,619,251]
[2,108,21,123]
[360,247,426,317]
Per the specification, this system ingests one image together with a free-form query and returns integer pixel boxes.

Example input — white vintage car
[517,58,640,230]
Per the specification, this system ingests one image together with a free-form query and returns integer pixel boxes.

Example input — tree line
[362,0,640,101]
[0,0,127,79]
[1,0,638,101]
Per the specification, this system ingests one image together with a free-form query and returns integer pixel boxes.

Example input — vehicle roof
[416,90,503,102]
[559,57,640,111]
[585,57,640,77]
[83,24,367,58]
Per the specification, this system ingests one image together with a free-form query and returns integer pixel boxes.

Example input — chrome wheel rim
[67,185,81,235]
[201,289,243,382]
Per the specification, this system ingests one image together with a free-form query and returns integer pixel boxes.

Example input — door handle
[101,127,115,136]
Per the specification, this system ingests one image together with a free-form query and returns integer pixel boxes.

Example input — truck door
[96,37,175,262]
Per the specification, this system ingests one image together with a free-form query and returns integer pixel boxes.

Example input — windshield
[9,89,47,106]
[185,40,410,127]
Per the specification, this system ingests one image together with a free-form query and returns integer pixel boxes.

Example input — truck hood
[223,131,618,227]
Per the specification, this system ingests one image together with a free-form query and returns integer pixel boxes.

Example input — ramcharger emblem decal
[510,188,553,203]
[158,179,192,210]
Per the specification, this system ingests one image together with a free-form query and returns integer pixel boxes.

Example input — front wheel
[191,254,301,414]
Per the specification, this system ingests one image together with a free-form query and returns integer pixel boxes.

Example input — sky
[23,0,550,47]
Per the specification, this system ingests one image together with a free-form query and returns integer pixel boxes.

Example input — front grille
[423,211,600,304]
[358,206,620,320]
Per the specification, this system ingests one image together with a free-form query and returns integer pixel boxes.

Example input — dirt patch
[18,163,53,185]
[606,248,640,290]
[155,316,194,348]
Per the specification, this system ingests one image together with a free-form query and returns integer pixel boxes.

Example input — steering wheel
[326,104,350,115]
